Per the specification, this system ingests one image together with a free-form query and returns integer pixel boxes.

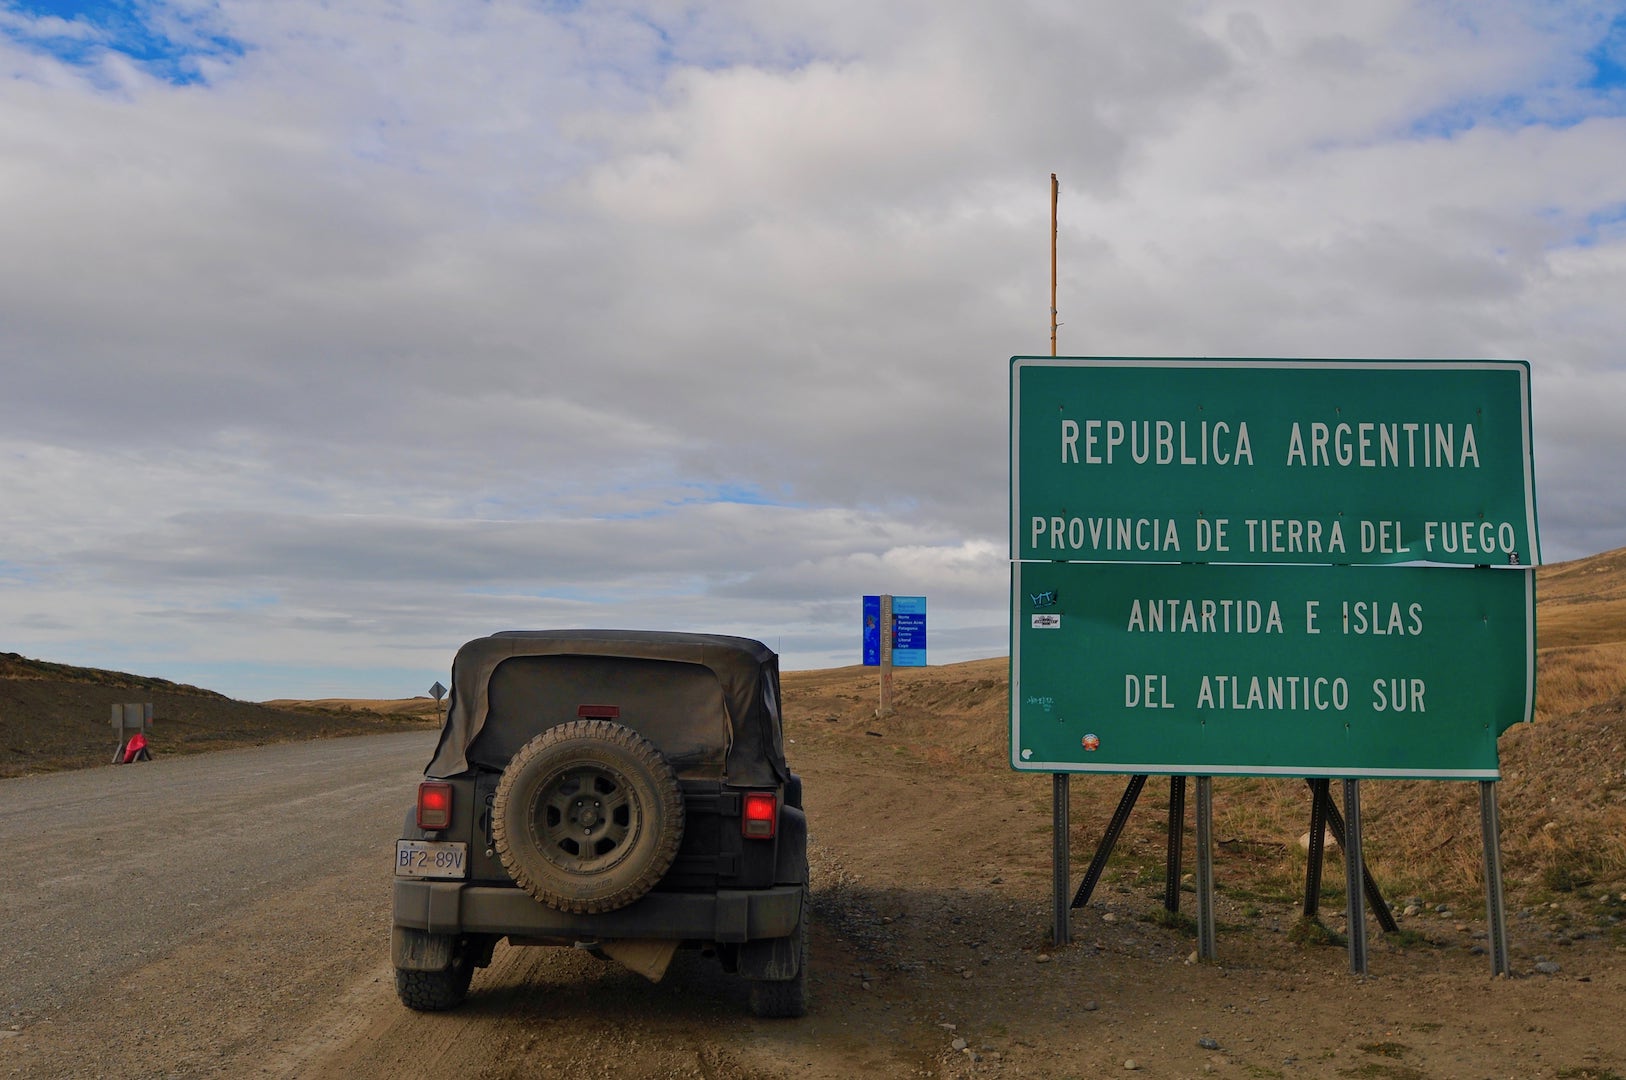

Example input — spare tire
[492,719,685,913]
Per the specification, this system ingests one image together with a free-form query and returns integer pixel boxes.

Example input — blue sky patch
[0,560,40,584]
[1403,12,1626,140]
[1576,202,1626,248]
[1404,92,1534,140]
[3,0,244,85]
[674,482,796,508]
[1584,12,1626,91]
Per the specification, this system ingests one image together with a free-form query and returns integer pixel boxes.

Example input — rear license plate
[395,840,469,879]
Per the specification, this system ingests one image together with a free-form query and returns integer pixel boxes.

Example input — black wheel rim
[528,762,642,873]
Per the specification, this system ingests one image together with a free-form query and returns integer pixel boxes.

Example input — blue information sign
[862,595,882,665]
[892,596,927,667]
[862,595,928,666]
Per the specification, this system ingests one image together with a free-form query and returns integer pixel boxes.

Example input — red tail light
[417,782,454,831]
[742,791,777,839]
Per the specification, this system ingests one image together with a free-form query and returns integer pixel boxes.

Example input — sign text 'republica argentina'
[1010,358,1539,566]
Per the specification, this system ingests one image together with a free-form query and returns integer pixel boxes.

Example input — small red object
[121,733,149,763]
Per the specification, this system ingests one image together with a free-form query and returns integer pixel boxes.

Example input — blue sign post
[865,593,926,716]
[863,595,927,667]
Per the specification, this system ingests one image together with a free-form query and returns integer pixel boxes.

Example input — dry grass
[1537,547,1626,659]
[1536,550,1626,720]
[1536,641,1626,720]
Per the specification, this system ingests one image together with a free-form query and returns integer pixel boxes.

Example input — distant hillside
[0,652,434,779]
[1536,545,1626,649]
[0,652,230,698]
[1531,546,1626,722]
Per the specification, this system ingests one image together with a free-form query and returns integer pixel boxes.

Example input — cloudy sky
[2,1,1623,700]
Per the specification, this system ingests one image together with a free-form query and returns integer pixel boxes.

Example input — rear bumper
[393,879,803,943]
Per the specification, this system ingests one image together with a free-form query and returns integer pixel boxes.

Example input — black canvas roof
[425,629,788,786]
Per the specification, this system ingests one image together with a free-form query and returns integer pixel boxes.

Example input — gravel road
[6,725,1623,1079]
[3,732,434,1076]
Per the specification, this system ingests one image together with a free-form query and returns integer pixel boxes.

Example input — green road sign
[1011,561,1534,779]
[1010,358,1539,566]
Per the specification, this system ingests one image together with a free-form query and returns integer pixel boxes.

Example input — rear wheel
[395,955,473,1011]
[492,720,685,913]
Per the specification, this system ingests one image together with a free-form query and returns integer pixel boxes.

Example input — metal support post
[1342,780,1368,974]
[1052,773,1070,947]
[1195,777,1216,961]
[1164,776,1186,913]
[1303,778,1329,919]
[1071,774,1147,909]
[1306,778,1398,932]
[1480,780,1512,976]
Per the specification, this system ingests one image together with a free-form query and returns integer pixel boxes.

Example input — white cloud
[1,1,1623,698]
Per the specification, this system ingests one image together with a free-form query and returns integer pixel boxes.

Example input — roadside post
[881,594,893,717]
[1010,357,1538,974]
[863,594,893,717]
[1342,779,1368,974]
[429,681,448,727]
[1481,780,1511,973]
[1300,779,1400,935]
[1047,173,1070,949]
[110,703,154,764]
[1195,777,1215,960]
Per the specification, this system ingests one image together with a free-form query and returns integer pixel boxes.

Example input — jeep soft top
[425,629,790,786]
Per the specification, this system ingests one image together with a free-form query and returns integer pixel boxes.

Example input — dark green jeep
[391,630,809,1017]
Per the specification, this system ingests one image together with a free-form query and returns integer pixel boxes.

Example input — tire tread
[395,961,472,1011]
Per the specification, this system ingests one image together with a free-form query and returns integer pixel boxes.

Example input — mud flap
[601,938,681,982]
[736,932,800,980]
[773,805,809,884]
[392,926,455,972]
